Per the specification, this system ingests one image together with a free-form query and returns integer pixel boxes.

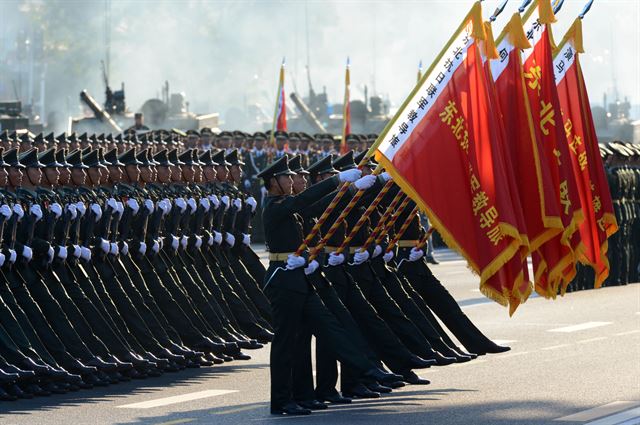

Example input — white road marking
[541,344,570,351]
[584,407,640,425]
[577,337,608,344]
[118,390,238,409]
[555,401,640,422]
[548,322,612,333]
[615,330,640,336]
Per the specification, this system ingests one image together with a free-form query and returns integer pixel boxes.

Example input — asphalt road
[0,249,638,425]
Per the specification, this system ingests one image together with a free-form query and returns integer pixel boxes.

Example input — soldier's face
[292,174,307,194]
[276,175,293,195]
[202,166,216,182]
[58,167,71,185]
[215,165,228,181]
[234,138,244,148]
[140,166,152,183]
[275,139,286,150]
[100,167,109,184]
[0,168,8,186]
[71,168,86,186]
[157,166,171,183]
[181,165,194,182]
[87,167,102,185]
[8,167,22,187]
[255,139,265,149]
[27,167,42,185]
[362,166,372,176]
[229,165,241,183]
[125,165,140,183]
[44,167,60,186]
[170,165,182,181]
[193,165,203,183]
[108,166,122,183]
[218,137,230,149]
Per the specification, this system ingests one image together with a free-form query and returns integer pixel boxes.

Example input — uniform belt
[324,246,359,254]
[397,240,420,248]
[269,252,295,261]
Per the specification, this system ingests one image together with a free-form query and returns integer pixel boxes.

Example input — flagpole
[340,57,351,154]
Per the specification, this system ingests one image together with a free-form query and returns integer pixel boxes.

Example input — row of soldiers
[257,151,511,415]
[0,142,276,401]
[567,141,640,291]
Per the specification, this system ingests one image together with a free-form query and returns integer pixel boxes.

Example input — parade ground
[1,249,638,425]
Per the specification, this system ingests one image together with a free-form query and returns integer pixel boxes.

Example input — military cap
[66,150,88,169]
[90,134,99,144]
[171,128,187,137]
[78,133,89,143]
[178,149,198,165]
[18,132,34,145]
[136,148,157,166]
[0,131,9,143]
[332,150,356,171]
[119,148,143,166]
[212,149,231,166]
[225,149,245,166]
[19,148,44,168]
[218,131,232,139]
[128,134,140,145]
[104,148,125,166]
[299,132,313,141]
[354,150,376,167]
[232,130,245,139]
[257,155,296,179]
[198,149,219,166]
[56,149,72,167]
[43,132,55,144]
[55,133,68,145]
[68,133,78,144]
[252,131,267,140]
[105,134,114,143]
[367,133,378,140]
[33,133,46,145]
[83,149,106,168]
[273,130,288,139]
[186,129,200,136]
[200,127,213,136]
[114,134,124,143]
[98,148,111,167]
[139,132,151,144]
[168,149,184,166]
[38,148,63,167]
[307,155,338,175]
[153,149,174,166]
[288,155,309,174]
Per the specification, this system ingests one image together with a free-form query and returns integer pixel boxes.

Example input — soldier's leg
[228,249,272,323]
[292,325,316,404]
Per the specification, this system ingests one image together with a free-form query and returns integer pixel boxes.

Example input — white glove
[175,198,187,213]
[80,246,91,261]
[187,197,197,213]
[127,199,140,215]
[180,235,188,249]
[246,196,257,212]
[100,239,110,254]
[91,203,102,222]
[199,198,210,212]
[304,259,319,275]
[194,236,203,249]
[159,199,171,216]
[75,201,86,217]
[170,235,179,251]
[144,199,154,213]
[208,234,214,246]
[66,203,77,220]
[8,249,17,264]
[22,245,32,261]
[338,168,362,183]
[12,204,24,219]
[328,252,345,266]
[372,245,383,258]
[138,242,147,256]
[354,174,377,190]
[233,198,242,210]
[47,246,55,263]
[286,254,306,270]
[208,195,220,209]
[221,195,230,210]
[158,238,164,250]
[151,240,160,253]
[107,198,117,211]
[49,203,62,219]
[109,242,119,255]
[57,246,67,260]
[213,231,223,245]
[409,247,425,262]
[120,242,129,256]
[381,172,393,182]
[242,234,250,246]
[383,250,394,263]
[115,201,124,216]
[225,233,235,247]
[0,205,11,218]
[29,204,43,221]
[352,249,370,265]
[72,245,81,258]
[0,253,5,268]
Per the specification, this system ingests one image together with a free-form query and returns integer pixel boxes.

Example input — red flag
[491,12,565,299]
[340,58,351,154]
[553,18,618,288]
[375,2,528,313]
[276,64,287,132]
[521,0,584,297]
